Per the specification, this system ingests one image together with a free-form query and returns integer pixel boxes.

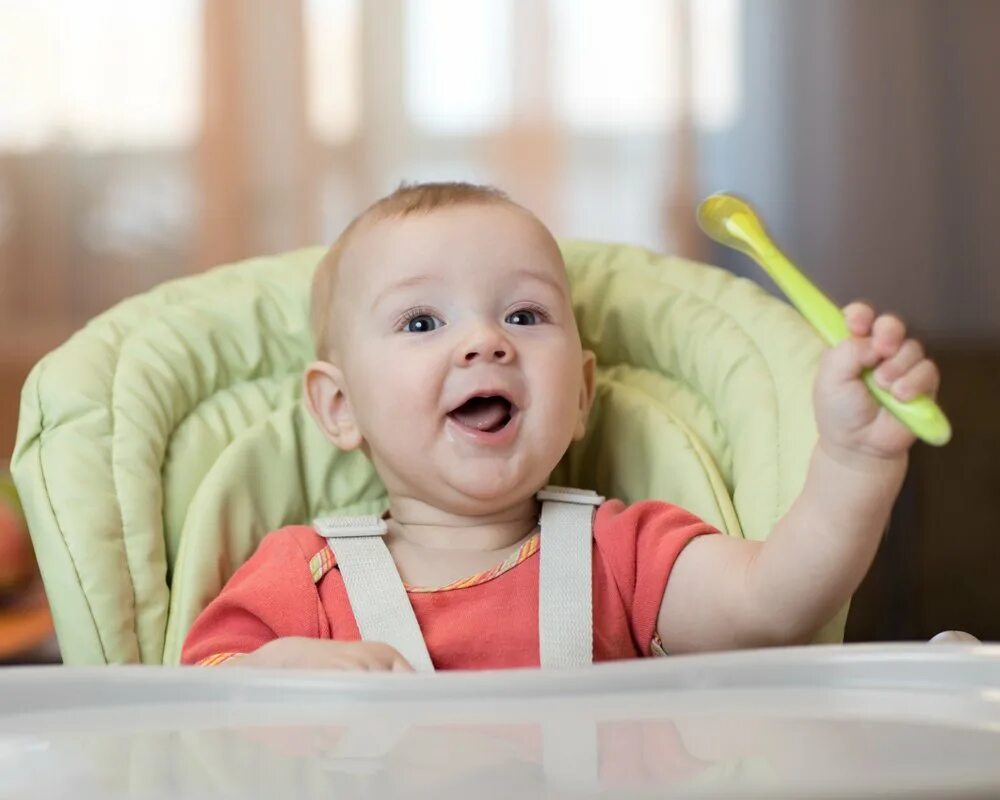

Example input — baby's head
[304,182,595,516]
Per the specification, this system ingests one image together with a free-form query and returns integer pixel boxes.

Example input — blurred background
[0,0,997,662]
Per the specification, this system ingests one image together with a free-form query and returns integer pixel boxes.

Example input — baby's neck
[385,494,539,552]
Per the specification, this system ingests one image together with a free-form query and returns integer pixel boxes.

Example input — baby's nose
[465,346,508,363]
[458,325,515,365]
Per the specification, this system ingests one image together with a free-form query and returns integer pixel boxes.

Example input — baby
[182,182,940,671]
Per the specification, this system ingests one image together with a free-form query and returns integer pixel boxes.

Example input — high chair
[11,241,844,664]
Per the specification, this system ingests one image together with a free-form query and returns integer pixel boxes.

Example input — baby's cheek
[534,387,581,445]
[376,403,430,446]
[352,390,419,453]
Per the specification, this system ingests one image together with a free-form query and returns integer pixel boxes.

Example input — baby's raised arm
[655,303,938,653]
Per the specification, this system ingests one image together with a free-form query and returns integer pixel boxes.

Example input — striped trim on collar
[309,532,540,593]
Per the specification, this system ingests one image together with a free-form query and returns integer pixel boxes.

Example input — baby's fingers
[888,358,940,401]
[821,336,881,384]
[391,657,415,673]
[367,642,414,672]
[843,302,876,336]
[874,339,924,387]
[870,313,906,357]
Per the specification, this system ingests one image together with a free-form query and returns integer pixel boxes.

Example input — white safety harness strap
[312,515,435,672]
[536,486,602,669]
[314,485,604,673]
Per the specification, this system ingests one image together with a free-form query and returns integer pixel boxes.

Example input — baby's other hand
[231,637,414,672]
[813,302,940,465]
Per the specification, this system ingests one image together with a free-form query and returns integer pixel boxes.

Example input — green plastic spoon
[697,192,952,446]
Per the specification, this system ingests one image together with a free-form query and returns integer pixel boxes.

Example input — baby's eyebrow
[370,267,567,312]
[514,268,568,300]
[371,274,437,311]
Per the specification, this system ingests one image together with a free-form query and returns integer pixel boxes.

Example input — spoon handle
[698,194,952,446]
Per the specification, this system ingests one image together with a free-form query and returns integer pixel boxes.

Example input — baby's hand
[813,302,940,465]
[230,637,414,671]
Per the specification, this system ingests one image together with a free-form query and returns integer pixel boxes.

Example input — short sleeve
[593,500,718,655]
[180,527,325,665]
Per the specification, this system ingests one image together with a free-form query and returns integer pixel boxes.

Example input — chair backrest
[12,242,844,664]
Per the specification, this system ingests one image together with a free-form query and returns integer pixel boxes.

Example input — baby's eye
[403,314,443,333]
[506,309,541,326]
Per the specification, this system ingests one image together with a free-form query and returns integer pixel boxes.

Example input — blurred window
[405,0,513,135]
[0,0,202,346]
[0,0,201,151]
[305,0,362,145]
[550,0,680,132]
[692,0,743,130]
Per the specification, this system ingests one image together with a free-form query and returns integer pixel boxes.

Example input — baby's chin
[372,443,561,514]
[433,462,548,514]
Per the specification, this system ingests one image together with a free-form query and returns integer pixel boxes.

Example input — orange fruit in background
[0,475,36,594]
[0,472,55,662]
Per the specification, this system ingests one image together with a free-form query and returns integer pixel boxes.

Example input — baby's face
[320,203,594,514]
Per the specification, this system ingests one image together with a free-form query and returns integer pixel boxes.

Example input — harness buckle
[536,486,605,506]
[313,515,388,538]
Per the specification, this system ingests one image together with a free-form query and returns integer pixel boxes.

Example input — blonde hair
[310,181,516,359]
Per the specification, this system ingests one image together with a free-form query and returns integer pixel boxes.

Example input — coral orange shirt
[181,499,717,669]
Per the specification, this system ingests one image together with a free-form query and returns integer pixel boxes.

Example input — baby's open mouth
[447,395,515,433]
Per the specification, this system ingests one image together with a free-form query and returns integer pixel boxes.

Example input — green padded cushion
[12,242,843,665]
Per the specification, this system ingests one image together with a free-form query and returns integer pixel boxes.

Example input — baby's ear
[573,349,597,441]
[303,361,363,451]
